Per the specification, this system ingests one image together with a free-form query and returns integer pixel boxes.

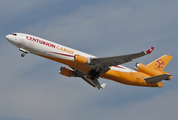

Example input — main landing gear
[89,69,100,80]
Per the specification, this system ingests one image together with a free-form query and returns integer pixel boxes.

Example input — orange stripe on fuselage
[36,54,162,87]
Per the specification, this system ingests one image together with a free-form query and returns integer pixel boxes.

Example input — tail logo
[156,59,164,69]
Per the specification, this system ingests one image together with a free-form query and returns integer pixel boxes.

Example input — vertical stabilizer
[147,55,172,71]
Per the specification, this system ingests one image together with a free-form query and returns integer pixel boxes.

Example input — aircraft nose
[6,34,12,41]
[6,35,9,40]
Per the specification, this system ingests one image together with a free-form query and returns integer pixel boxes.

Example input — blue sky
[1,0,178,120]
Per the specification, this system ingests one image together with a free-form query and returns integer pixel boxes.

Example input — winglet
[145,47,154,54]
[101,83,106,89]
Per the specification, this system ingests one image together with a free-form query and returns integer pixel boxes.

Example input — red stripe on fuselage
[112,65,125,69]
[46,51,74,57]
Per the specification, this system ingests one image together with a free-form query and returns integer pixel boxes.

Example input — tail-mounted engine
[74,54,90,65]
[135,63,167,76]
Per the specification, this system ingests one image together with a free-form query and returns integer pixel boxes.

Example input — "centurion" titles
[26,36,56,48]
[26,36,74,54]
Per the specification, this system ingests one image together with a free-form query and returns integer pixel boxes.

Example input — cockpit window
[12,33,17,36]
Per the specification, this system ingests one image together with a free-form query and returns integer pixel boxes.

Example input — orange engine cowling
[135,63,166,76]
[74,54,90,65]
[60,67,76,77]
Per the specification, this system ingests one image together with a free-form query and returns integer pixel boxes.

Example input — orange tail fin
[147,55,173,71]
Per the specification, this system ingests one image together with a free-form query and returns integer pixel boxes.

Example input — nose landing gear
[19,48,29,57]
[21,53,26,57]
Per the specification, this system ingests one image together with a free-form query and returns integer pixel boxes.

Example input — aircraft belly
[100,70,161,87]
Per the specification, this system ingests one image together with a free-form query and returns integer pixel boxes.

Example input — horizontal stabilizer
[144,74,172,83]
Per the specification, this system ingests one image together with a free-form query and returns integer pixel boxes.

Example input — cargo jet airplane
[6,33,173,89]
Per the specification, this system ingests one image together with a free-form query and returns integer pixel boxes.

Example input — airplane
[6,33,173,89]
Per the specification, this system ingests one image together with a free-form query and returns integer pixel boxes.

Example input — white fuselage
[6,33,135,73]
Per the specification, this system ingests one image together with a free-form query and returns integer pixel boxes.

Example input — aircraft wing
[89,47,154,73]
